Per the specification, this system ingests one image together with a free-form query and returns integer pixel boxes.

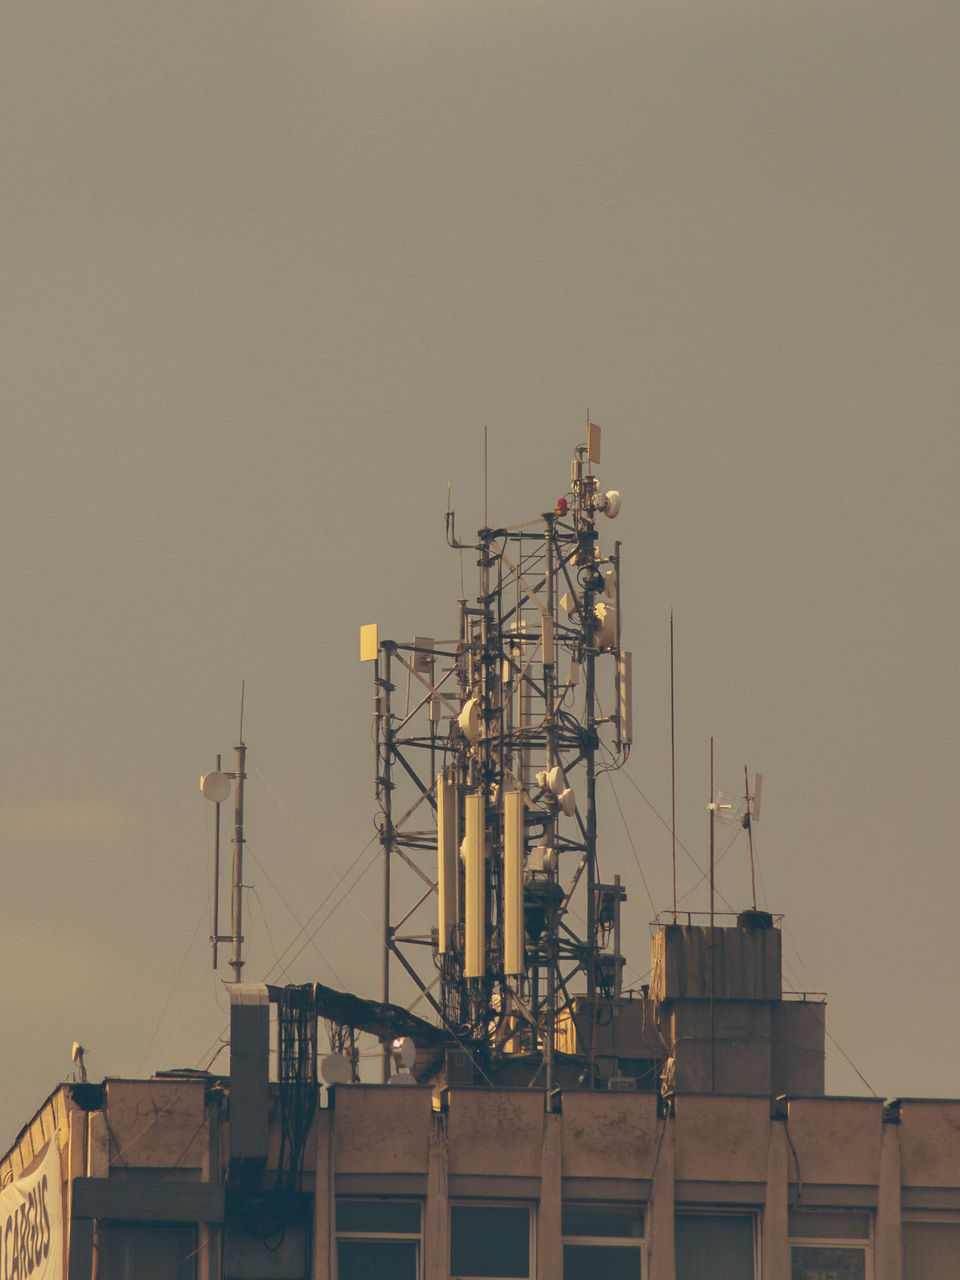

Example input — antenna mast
[201,684,248,982]
[364,426,631,1098]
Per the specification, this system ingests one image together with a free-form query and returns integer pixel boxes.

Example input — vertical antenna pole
[230,737,246,983]
[483,425,488,529]
[212,752,221,970]
[709,736,715,930]
[744,764,758,910]
[709,735,716,1092]
[380,642,395,1082]
[670,613,677,919]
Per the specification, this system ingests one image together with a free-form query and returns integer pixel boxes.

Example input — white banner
[0,1137,63,1280]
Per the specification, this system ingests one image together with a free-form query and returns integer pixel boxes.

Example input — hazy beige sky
[1,0,958,1147]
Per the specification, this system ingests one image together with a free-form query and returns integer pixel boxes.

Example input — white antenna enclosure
[458,698,482,743]
[320,1053,352,1085]
[201,771,231,804]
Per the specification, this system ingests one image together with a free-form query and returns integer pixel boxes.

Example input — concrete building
[4,915,960,1280]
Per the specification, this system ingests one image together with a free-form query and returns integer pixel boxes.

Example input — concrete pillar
[537,1110,563,1280]
[312,1110,334,1280]
[647,1115,675,1280]
[424,1111,450,1280]
[762,1119,790,1280]
[87,1112,109,1178]
[876,1122,902,1280]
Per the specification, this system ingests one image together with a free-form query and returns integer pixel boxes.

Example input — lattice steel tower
[363,426,632,1094]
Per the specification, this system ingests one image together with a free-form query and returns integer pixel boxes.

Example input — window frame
[788,1208,872,1280]
[561,1201,645,1280]
[674,1209,759,1280]
[449,1200,536,1280]
[99,1221,199,1280]
[334,1197,423,1280]
[900,1213,960,1280]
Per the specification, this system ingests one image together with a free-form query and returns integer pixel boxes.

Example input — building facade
[4,1073,960,1279]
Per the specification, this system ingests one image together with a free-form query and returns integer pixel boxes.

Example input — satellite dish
[593,603,616,650]
[601,490,622,519]
[320,1053,353,1085]
[558,787,577,817]
[392,1036,417,1069]
[458,698,482,743]
[201,771,231,804]
[603,570,617,599]
[546,765,566,796]
[72,1041,87,1083]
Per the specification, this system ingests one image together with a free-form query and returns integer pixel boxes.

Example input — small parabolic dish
[593,604,616,650]
[546,765,566,796]
[320,1053,353,1085]
[393,1036,417,1069]
[458,698,481,743]
[200,771,232,804]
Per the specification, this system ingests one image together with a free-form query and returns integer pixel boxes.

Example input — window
[675,1213,755,1280]
[903,1220,960,1279]
[450,1203,533,1279]
[100,1224,197,1280]
[562,1202,644,1279]
[335,1199,421,1280]
[789,1209,870,1280]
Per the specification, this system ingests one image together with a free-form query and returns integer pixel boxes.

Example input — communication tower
[363,426,632,1096]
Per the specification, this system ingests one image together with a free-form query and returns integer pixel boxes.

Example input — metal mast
[363,428,631,1090]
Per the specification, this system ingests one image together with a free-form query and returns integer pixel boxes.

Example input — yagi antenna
[742,768,762,910]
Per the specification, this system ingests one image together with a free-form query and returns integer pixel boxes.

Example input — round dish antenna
[320,1053,353,1085]
[201,771,231,804]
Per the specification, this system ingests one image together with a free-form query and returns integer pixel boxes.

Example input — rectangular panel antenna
[464,794,485,979]
[587,421,601,464]
[503,790,525,977]
[360,623,379,663]
[437,774,459,953]
[617,651,633,748]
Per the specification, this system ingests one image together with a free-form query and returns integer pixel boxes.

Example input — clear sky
[2,0,958,1150]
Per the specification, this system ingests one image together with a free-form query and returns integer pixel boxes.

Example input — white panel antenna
[437,774,459,953]
[503,790,525,976]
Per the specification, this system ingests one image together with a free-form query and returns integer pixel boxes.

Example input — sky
[1,0,958,1150]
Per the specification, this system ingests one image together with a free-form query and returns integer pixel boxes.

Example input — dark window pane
[792,1245,866,1280]
[450,1205,530,1278]
[676,1214,754,1280]
[338,1239,417,1280]
[564,1243,641,1280]
[788,1210,870,1240]
[101,1226,196,1280]
[562,1203,643,1239]
[336,1199,421,1234]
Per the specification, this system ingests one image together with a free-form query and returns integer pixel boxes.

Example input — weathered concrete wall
[560,1091,658,1180]
[103,1078,208,1171]
[671,1002,773,1095]
[786,1097,883,1186]
[771,1001,825,1096]
[446,1088,544,1178]
[331,1084,432,1174]
[675,1095,770,1184]
[652,924,781,1002]
[898,1099,960,1186]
